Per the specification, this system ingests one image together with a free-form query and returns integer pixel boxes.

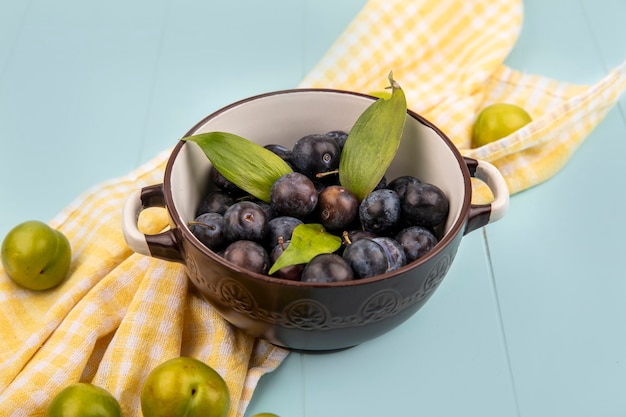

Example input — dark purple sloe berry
[301,253,354,283]
[291,134,341,178]
[372,236,407,272]
[264,144,293,163]
[342,238,388,279]
[266,216,303,248]
[316,185,359,231]
[324,130,349,150]
[196,191,234,216]
[387,175,422,200]
[223,201,268,242]
[401,182,449,228]
[223,240,270,274]
[189,212,226,251]
[395,226,438,262]
[270,172,318,218]
[358,189,401,234]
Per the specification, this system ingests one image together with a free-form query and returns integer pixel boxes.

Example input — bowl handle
[122,183,185,263]
[463,157,509,235]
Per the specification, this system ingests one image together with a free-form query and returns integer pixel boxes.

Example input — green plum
[1,220,71,290]
[141,357,230,417]
[47,383,121,417]
[472,103,532,148]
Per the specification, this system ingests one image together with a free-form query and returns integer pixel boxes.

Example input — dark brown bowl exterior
[179,226,462,351]
[123,88,508,351]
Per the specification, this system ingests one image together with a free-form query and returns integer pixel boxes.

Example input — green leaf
[268,224,342,275]
[184,132,293,202]
[339,72,407,201]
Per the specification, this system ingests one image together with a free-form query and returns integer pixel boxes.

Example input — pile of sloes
[189,131,449,283]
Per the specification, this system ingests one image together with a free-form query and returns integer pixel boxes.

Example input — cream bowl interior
[169,89,468,263]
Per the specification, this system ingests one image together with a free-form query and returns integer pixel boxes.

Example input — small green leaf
[184,132,293,202]
[339,72,407,201]
[268,224,342,275]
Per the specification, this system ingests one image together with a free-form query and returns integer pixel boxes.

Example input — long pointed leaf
[184,132,292,202]
[339,73,407,201]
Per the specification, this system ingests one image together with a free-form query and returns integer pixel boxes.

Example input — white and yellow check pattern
[0,150,288,416]
[2,0,625,416]
[300,0,626,198]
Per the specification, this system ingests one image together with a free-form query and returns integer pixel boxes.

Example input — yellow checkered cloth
[2,0,625,416]
[0,150,288,416]
[300,0,626,197]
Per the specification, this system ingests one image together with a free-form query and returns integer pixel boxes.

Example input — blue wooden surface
[1,1,625,416]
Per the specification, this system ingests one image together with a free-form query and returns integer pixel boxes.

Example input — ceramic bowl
[122,88,509,351]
